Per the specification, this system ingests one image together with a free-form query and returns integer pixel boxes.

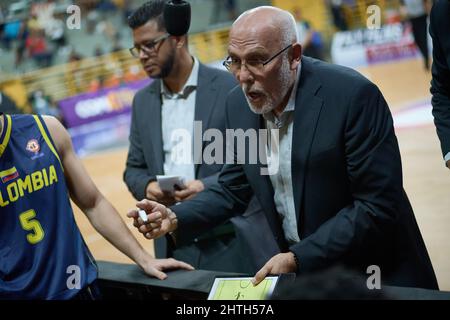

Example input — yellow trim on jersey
[0,115,12,158]
[33,116,63,170]
[0,166,18,179]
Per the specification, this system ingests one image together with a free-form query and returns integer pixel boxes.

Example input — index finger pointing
[252,264,270,286]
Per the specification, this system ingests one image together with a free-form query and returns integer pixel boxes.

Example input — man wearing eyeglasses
[124,1,278,273]
[129,5,439,290]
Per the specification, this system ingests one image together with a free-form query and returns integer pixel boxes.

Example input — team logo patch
[26,139,40,153]
[26,139,44,160]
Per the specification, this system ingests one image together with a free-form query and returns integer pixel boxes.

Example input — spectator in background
[1,19,21,49]
[111,34,123,53]
[86,8,99,34]
[225,0,237,21]
[104,69,124,88]
[211,0,237,24]
[96,19,118,42]
[97,0,117,15]
[27,13,41,32]
[45,17,67,55]
[328,0,348,31]
[25,28,53,68]
[68,48,83,62]
[293,7,324,60]
[88,75,105,93]
[401,0,432,70]
[94,45,104,57]
[15,19,29,68]
[28,89,61,121]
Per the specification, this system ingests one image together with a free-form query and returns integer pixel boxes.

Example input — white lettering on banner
[331,23,417,68]
[73,90,135,119]
[75,97,112,119]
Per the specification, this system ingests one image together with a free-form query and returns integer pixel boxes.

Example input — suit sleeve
[291,82,401,273]
[430,1,450,160]
[123,98,155,201]
[200,172,219,189]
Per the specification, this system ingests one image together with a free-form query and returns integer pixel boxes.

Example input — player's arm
[42,116,193,279]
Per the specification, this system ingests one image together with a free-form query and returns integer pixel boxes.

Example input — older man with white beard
[128,6,438,290]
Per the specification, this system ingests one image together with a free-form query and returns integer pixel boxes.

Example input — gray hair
[280,10,298,46]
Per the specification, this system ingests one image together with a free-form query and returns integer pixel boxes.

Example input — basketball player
[0,112,193,299]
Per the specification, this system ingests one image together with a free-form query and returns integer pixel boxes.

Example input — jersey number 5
[19,209,45,244]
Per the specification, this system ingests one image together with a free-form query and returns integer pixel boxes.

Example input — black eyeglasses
[223,44,292,74]
[129,33,170,58]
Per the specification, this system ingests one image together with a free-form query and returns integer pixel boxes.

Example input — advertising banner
[58,78,152,128]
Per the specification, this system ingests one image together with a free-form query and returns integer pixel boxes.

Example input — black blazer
[173,57,439,289]
[430,0,450,160]
[124,62,279,267]
[124,63,236,200]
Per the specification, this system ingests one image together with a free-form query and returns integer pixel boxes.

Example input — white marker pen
[138,209,148,223]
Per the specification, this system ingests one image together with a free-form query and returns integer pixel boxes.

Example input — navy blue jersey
[0,114,97,299]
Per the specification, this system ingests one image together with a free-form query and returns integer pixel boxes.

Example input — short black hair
[127,0,166,30]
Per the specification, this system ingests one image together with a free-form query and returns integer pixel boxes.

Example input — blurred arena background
[1,0,449,290]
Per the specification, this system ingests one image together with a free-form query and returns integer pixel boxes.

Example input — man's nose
[139,48,152,60]
[236,64,253,85]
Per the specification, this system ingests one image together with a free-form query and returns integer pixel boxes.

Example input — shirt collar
[161,56,199,99]
[263,62,302,127]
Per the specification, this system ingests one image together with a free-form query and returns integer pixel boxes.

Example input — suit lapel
[147,81,164,173]
[291,58,324,238]
[194,64,218,175]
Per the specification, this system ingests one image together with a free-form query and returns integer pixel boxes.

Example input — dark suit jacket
[123,63,279,271]
[172,56,439,289]
[430,0,450,160]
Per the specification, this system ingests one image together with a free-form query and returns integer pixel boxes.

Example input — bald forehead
[229,22,279,48]
[229,7,293,49]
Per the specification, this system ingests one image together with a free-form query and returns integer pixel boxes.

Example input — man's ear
[173,35,186,49]
[290,43,302,70]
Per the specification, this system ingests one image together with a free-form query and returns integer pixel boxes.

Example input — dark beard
[154,49,175,79]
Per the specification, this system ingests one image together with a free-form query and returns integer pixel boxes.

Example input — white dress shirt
[264,63,302,245]
[444,152,450,164]
[161,57,199,181]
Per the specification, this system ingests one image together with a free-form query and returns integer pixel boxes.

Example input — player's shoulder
[41,115,65,132]
[41,115,70,151]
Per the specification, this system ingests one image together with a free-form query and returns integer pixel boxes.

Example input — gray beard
[245,95,274,115]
